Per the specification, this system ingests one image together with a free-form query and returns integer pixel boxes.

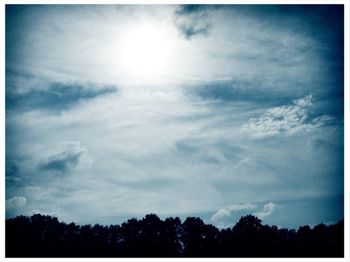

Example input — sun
[119,22,175,81]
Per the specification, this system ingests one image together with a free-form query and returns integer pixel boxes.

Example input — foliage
[6,213,343,257]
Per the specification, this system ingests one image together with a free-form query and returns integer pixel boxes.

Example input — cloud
[184,79,293,105]
[39,141,87,174]
[254,202,276,219]
[211,202,277,228]
[6,78,118,113]
[6,176,21,183]
[241,95,336,138]
[6,196,26,209]
[5,5,343,228]
[6,196,26,211]
[175,5,205,15]
[6,161,19,177]
[174,5,211,40]
[211,203,256,224]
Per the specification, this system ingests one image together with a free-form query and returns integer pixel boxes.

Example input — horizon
[6,212,344,231]
[6,4,344,230]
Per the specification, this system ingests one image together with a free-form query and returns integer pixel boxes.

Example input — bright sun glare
[119,23,174,80]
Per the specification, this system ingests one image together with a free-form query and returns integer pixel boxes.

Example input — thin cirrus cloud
[5,5,344,228]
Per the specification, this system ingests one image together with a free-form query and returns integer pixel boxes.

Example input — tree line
[6,213,343,257]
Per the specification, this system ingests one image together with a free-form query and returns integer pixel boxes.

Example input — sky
[5,5,344,229]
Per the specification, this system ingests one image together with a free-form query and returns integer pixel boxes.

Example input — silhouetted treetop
[233,215,262,232]
[6,213,344,258]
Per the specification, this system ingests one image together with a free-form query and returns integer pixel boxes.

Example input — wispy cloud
[5,5,343,228]
[39,141,88,174]
[7,80,117,113]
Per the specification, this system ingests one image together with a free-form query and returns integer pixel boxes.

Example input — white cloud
[254,202,276,219]
[241,95,334,138]
[6,196,27,210]
[211,202,277,228]
[211,203,256,224]
[311,115,337,127]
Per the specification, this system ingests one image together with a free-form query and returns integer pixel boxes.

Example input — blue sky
[6,5,344,229]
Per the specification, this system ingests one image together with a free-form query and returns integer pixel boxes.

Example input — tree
[231,215,263,256]
[5,213,344,257]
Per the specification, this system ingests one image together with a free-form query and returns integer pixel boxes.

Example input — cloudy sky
[6,5,344,229]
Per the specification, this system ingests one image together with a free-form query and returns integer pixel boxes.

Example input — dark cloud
[178,24,210,40]
[174,5,212,40]
[6,79,118,113]
[39,144,85,174]
[6,162,22,199]
[184,77,343,125]
[175,5,206,15]
[6,161,19,177]
[184,79,292,106]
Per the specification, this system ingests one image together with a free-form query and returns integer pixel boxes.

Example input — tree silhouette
[5,213,344,257]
